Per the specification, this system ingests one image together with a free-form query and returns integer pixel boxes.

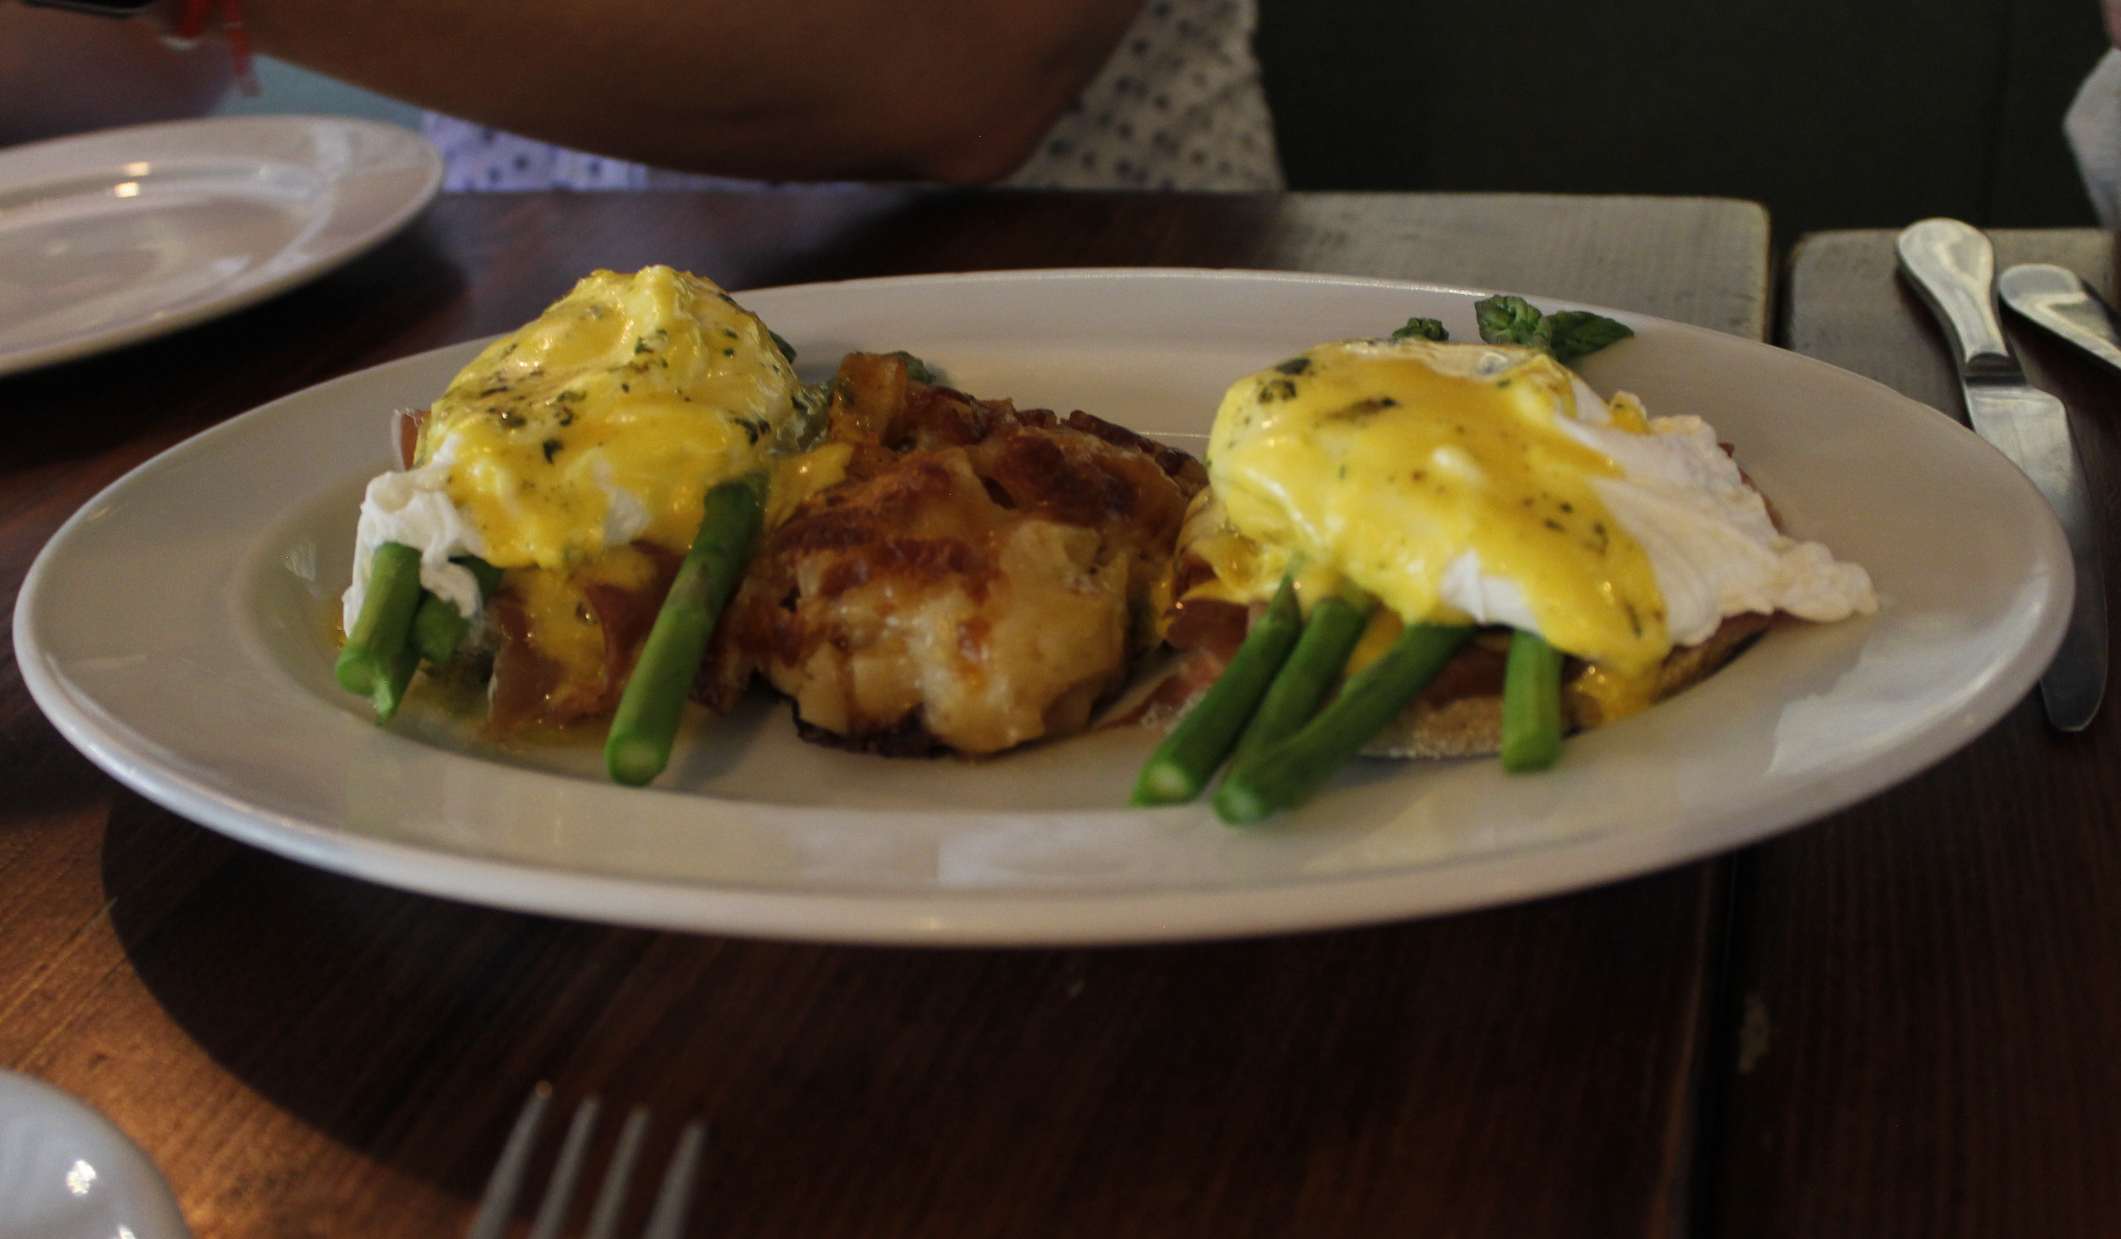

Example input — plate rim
[0,113,442,377]
[13,267,2073,945]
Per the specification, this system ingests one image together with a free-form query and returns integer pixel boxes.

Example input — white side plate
[14,269,2070,944]
[0,1071,189,1239]
[0,115,440,376]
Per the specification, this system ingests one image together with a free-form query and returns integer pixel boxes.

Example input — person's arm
[1,3,232,145]
[243,0,1145,183]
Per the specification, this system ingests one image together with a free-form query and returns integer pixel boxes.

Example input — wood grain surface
[1704,230,2121,1237]
[4,191,1769,1238]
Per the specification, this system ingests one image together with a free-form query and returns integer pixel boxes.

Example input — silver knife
[1999,262,2121,378]
[1897,218,2107,731]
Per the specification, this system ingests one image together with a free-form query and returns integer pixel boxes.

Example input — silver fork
[467,1085,706,1239]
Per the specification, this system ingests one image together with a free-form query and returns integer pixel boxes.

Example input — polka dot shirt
[1005,0,1281,191]
[423,0,1280,193]
[422,119,759,193]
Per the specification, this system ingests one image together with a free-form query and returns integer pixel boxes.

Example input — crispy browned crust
[792,708,951,758]
[705,353,1205,756]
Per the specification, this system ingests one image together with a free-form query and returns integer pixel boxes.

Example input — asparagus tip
[1130,762,1198,807]
[334,649,377,696]
[605,734,668,787]
[1211,780,1273,826]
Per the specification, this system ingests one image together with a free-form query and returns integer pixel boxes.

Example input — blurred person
[2070,0,2121,224]
[5,0,1281,190]
[2,2,231,145]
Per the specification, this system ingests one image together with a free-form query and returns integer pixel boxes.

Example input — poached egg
[1198,337,1875,712]
[343,266,801,706]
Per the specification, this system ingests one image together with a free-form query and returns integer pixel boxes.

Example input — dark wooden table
[1706,229,2121,1237]
[0,194,2109,1237]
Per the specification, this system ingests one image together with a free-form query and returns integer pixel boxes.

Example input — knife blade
[1897,218,2107,731]
[1999,262,2121,378]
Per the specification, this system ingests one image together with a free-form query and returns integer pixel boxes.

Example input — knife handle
[1897,218,2015,375]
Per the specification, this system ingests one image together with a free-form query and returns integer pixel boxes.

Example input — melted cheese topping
[417,266,797,570]
[1211,339,1669,674]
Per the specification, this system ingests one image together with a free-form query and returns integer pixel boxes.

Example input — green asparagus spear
[1230,591,1373,767]
[1130,575,1303,806]
[371,632,420,721]
[1214,622,1474,825]
[336,542,423,703]
[410,556,504,666]
[603,472,768,787]
[1500,629,1565,772]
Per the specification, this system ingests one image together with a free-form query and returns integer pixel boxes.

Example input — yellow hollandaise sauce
[1207,338,1670,676]
[417,266,799,570]
[507,544,668,705]
[764,441,856,530]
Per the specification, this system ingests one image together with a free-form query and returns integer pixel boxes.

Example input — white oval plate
[14,270,2070,944]
[0,115,440,377]
[0,1071,189,1239]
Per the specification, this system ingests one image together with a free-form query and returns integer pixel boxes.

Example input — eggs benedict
[339,266,803,729]
[1144,325,1877,817]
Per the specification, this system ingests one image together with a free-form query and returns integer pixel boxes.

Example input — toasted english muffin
[1358,611,1773,758]
[1155,488,1781,760]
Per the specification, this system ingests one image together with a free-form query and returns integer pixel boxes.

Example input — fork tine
[639,1120,707,1239]
[583,1105,651,1239]
[526,1096,602,1239]
[466,1084,551,1239]
[471,1090,701,1239]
